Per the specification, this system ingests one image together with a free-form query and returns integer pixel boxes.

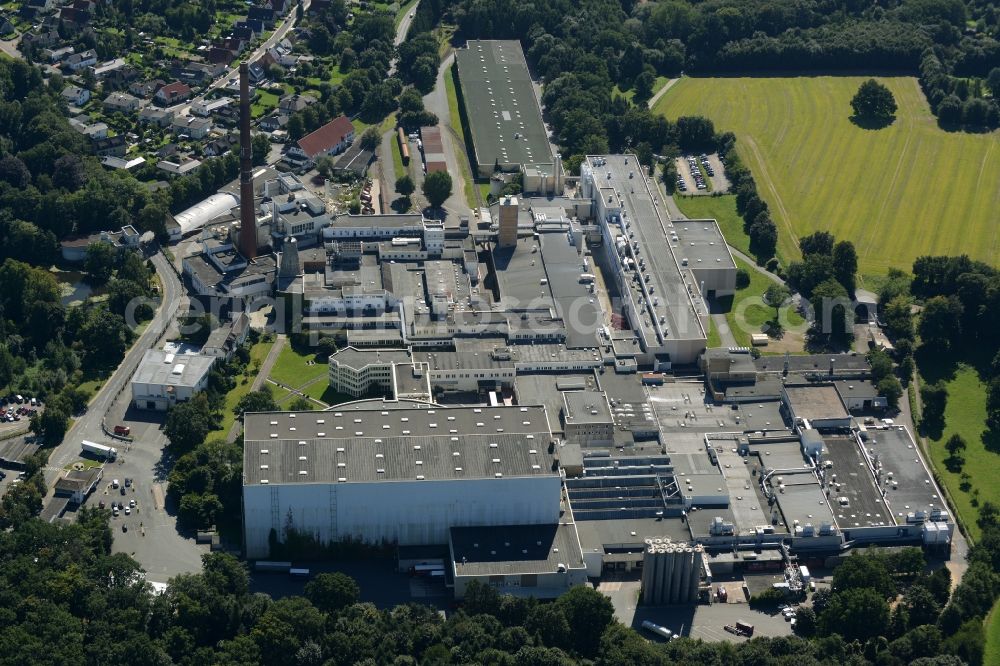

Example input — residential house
[267,46,298,68]
[231,24,255,42]
[278,93,316,114]
[91,58,127,79]
[267,0,290,15]
[102,64,140,89]
[139,107,175,127]
[61,85,91,106]
[44,45,74,62]
[157,158,203,176]
[171,115,213,139]
[92,135,126,157]
[202,312,250,361]
[191,96,233,117]
[101,155,146,171]
[59,5,91,25]
[22,29,60,49]
[155,81,192,106]
[247,6,276,27]
[63,49,97,72]
[237,18,264,35]
[259,113,288,132]
[156,143,178,159]
[247,60,266,82]
[258,50,281,73]
[129,79,163,98]
[288,115,355,163]
[204,134,236,157]
[25,0,55,13]
[81,122,108,140]
[103,92,142,113]
[0,16,13,36]
[208,45,237,65]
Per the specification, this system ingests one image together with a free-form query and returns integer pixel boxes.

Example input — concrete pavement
[45,251,182,484]
[646,77,680,110]
[422,52,474,222]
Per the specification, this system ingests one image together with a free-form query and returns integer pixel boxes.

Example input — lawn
[210,339,274,438]
[654,76,1000,277]
[445,63,478,208]
[252,90,279,118]
[724,257,805,348]
[986,600,1000,666]
[919,364,990,542]
[612,76,670,104]
[706,317,722,348]
[267,345,328,388]
[674,194,750,257]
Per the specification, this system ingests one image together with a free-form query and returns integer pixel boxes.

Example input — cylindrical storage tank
[641,546,656,605]
[654,547,667,605]
[678,548,693,602]
[668,547,683,603]
[690,546,704,601]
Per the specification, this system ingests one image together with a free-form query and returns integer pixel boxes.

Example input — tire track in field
[976,141,999,263]
[861,124,915,264]
[742,135,797,250]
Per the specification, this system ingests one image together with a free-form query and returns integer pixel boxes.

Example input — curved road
[44,251,183,487]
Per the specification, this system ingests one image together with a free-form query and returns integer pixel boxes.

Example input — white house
[131,349,215,411]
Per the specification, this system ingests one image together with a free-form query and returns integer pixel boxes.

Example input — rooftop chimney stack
[238,62,257,260]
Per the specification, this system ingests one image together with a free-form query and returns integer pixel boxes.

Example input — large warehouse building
[455,40,554,178]
[242,400,563,558]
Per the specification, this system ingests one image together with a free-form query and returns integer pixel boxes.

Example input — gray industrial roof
[671,219,736,268]
[756,353,871,375]
[450,522,585,576]
[455,40,552,173]
[587,155,706,343]
[822,434,892,529]
[132,349,215,388]
[563,390,613,425]
[784,385,850,422]
[330,347,411,370]
[538,230,600,348]
[871,426,945,522]
[243,405,557,485]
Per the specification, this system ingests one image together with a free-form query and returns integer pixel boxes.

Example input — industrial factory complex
[162,50,952,605]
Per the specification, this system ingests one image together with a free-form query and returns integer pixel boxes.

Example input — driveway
[44,251,182,497]
[422,52,474,223]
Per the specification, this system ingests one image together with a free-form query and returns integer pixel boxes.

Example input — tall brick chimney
[238,61,257,260]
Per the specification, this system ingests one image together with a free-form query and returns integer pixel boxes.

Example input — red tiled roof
[296,116,354,158]
[158,81,191,98]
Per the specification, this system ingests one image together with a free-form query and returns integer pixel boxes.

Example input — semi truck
[641,620,675,640]
[81,440,117,461]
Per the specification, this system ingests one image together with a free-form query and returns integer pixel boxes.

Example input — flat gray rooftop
[772,481,838,532]
[670,219,736,268]
[822,435,893,529]
[492,241,555,309]
[330,347,411,370]
[868,426,945,523]
[538,230,600,348]
[784,384,850,422]
[563,390,613,425]
[587,155,707,343]
[757,353,871,376]
[455,40,552,173]
[132,349,215,388]
[575,517,691,552]
[516,373,597,434]
[450,523,584,576]
[243,405,557,485]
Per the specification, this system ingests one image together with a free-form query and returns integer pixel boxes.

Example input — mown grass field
[654,76,1000,278]
[986,600,1000,666]
[919,364,991,542]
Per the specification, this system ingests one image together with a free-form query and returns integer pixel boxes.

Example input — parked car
[114,425,131,436]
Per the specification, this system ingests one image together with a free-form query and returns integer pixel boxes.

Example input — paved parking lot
[674,153,730,195]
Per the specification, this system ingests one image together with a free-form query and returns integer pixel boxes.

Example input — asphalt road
[166,0,311,117]
[44,251,182,493]
[422,52,474,222]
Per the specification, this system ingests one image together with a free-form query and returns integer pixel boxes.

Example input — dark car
[122,524,128,533]
[120,486,126,496]
[124,478,132,488]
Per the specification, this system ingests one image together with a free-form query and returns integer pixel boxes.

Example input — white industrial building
[131,349,215,410]
[580,156,737,366]
[242,401,563,559]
